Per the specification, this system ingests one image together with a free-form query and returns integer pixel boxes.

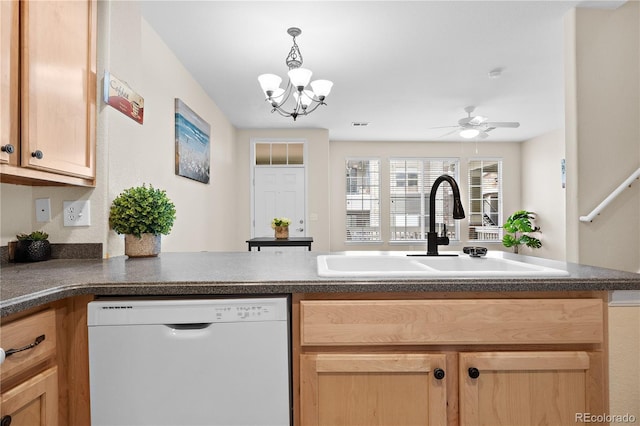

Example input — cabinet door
[20,0,96,179]
[459,351,605,426]
[301,353,447,426]
[1,367,58,426]
[0,0,19,166]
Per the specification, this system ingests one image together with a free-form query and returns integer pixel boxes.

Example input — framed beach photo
[174,99,211,183]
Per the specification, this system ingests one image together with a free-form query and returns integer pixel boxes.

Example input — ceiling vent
[351,122,370,127]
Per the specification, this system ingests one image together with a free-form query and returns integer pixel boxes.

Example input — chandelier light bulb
[287,68,313,89]
[294,90,315,108]
[258,74,282,96]
[270,88,285,104]
[310,79,333,99]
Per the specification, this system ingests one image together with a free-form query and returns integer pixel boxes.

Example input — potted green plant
[15,231,51,262]
[271,217,291,239]
[502,210,542,254]
[109,184,176,257]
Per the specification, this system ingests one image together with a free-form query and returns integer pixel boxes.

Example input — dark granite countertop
[2,251,640,317]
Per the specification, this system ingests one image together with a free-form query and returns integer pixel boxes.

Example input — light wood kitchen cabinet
[459,351,604,425]
[0,0,97,187]
[0,309,58,425]
[294,293,608,426]
[301,353,448,425]
[0,296,93,426]
[1,367,58,426]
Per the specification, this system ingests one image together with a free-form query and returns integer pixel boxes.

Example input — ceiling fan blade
[485,121,520,128]
[469,115,487,125]
[436,129,460,139]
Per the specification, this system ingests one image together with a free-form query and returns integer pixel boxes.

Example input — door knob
[31,150,44,159]
[433,368,445,380]
[1,415,12,426]
[296,228,303,232]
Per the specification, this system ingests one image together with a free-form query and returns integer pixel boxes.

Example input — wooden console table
[246,237,314,251]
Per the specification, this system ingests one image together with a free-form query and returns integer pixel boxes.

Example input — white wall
[569,3,640,273]
[565,2,640,417]
[521,129,566,261]
[0,2,239,256]
[103,3,237,256]
[328,140,521,252]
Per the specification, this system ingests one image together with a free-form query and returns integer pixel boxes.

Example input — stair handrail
[579,167,640,222]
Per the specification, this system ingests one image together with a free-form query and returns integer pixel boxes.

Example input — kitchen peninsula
[2,251,639,425]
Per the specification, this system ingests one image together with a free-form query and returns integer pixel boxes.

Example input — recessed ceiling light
[351,122,370,127]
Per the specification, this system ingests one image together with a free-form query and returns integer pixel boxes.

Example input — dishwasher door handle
[164,323,212,330]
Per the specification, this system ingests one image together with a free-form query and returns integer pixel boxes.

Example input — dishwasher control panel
[215,303,281,321]
[88,297,288,326]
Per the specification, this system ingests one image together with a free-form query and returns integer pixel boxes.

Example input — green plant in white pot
[502,210,542,254]
[109,184,176,257]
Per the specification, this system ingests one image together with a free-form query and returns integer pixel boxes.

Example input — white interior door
[254,167,305,238]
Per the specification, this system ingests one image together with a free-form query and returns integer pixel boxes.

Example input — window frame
[345,157,382,244]
[467,158,503,242]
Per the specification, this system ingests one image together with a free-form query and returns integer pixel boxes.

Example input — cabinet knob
[1,415,12,426]
[433,368,445,380]
[1,144,15,154]
[31,150,44,159]
[468,367,480,379]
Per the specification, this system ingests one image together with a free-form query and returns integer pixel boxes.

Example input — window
[345,159,381,242]
[390,159,459,241]
[467,159,502,241]
[255,142,304,165]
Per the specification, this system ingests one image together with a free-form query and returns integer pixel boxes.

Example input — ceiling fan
[434,106,520,139]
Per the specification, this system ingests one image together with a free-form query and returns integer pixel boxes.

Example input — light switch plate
[63,200,91,226]
[35,198,51,222]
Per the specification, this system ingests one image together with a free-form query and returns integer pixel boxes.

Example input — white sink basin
[317,253,570,278]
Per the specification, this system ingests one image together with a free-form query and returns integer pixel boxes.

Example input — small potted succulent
[15,231,51,262]
[109,184,176,257]
[271,217,291,239]
[502,210,542,254]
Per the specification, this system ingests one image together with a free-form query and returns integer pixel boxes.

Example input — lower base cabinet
[1,367,58,426]
[295,294,607,426]
[459,351,604,425]
[301,353,447,425]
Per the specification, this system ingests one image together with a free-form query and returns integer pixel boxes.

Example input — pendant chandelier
[258,27,333,121]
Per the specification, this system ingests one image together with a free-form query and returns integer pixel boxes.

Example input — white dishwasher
[87,296,291,426]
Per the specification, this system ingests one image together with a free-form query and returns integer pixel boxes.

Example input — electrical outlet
[63,200,91,227]
[35,198,51,222]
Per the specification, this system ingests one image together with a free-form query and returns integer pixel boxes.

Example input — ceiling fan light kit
[258,27,333,121]
[434,105,520,140]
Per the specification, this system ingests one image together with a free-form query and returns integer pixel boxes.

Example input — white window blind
[390,159,459,241]
[468,159,503,241]
[345,159,381,242]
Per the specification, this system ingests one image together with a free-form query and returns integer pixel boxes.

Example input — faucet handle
[463,246,487,257]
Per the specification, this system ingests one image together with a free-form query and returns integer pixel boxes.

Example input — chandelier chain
[286,36,303,70]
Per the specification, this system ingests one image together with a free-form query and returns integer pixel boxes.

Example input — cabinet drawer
[1,309,56,382]
[300,299,603,346]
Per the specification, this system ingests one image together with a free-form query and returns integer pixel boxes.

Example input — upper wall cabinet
[0,0,97,187]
